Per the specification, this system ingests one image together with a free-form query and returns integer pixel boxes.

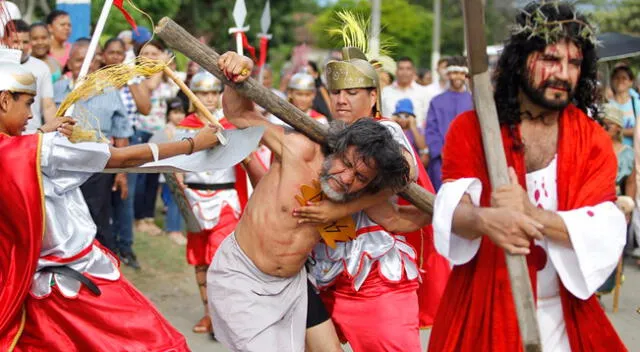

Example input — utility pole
[370,0,381,57]
[431,0,442,75]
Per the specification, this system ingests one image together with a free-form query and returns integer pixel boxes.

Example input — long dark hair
[322,118,411,194]
[493,1,600,132]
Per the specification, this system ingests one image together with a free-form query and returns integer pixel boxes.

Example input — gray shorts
[207,233,307,352]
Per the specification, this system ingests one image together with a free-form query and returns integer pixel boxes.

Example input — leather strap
[40,266,102,296]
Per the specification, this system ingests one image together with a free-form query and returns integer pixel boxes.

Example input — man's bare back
[235,132,324,277]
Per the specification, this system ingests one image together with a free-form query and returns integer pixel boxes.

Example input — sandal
[193,315,213,334]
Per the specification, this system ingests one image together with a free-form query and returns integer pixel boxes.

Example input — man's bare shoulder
[282,129,320,163]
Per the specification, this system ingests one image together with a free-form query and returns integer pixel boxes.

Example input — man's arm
[129,82,152,115]
[42,97,57,123]
[366,201,431,233]
[219,52,288,160]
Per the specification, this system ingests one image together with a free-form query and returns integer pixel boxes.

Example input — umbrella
[597,32,640,62]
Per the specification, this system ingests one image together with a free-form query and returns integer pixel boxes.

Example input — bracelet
[147,142,159,162]
[36,127,45,134]
[182,137,195,155]
[419,148,429,156]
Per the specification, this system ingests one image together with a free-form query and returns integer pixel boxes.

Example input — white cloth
[433,156,626,351]
[31,133,120,298]
[381,81,430,128]
[23,56,54,133]
[208,233,307,352]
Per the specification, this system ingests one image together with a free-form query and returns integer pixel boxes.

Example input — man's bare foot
[193,315,213,334]
[144,218,163,236]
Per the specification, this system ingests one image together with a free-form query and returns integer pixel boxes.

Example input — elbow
[136,101,152,115]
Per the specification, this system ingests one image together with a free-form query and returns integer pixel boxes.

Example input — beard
[521,71,574,111]
[319,156,367,203]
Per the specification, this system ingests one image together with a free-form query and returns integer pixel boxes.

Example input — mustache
[541,80,571,92]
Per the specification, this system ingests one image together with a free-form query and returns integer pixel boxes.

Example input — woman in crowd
[46,10,72,68]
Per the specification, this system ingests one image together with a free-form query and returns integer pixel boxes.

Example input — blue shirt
[53,77,133,139]
[608,91,640,147]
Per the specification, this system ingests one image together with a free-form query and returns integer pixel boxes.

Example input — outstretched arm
[106,125,220,169]
[219,52,287,160]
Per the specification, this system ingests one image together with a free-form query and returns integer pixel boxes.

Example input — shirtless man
[206,52,412,352]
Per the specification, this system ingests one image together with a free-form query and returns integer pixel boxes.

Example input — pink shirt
[49,42,72,68]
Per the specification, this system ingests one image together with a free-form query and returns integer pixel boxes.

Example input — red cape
[179,113,249,209]
[0,134,44,349]
[429,106,626,351]
[377,117,451,329]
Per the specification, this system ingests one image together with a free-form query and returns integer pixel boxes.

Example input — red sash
[428,105,626,351]
[0,134,45,349]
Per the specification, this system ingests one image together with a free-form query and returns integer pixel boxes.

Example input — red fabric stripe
[41,243,94,264]
[113,0,138,32]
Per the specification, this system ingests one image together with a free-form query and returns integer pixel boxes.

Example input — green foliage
[592,0,640,34]
[312,0,433,67]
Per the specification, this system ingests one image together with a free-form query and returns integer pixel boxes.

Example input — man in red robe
[0,47,222,351]
[429,2,627,351]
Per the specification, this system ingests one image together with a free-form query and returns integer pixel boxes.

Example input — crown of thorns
[510,1,599,46]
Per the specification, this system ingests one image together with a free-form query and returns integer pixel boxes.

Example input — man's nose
[336,91,348,104]
[340,171,354,187]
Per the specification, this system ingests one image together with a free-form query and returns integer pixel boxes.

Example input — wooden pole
[155,17,435,214]
[163,66,227,145]
[461,0,541,350]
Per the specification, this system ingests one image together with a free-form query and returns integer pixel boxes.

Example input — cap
[0,48,36,95]
[393,98,415,116]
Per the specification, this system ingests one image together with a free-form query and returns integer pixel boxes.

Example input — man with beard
[424,56,473,190]
[207,52,412,352]
[428,2,627,351]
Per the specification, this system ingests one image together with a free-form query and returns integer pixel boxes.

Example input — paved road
[128,246,640,352]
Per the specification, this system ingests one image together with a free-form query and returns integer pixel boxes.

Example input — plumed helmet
[190,71,222,93]
[0,48,36,95]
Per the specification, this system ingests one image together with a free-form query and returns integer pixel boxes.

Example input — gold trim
[8,307,26,352]
[36,133,45,239]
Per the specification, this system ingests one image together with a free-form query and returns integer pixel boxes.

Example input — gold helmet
[325,12,384,117]
[0,48,36,95]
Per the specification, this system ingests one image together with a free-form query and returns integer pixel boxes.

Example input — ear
[369,89,377,109]
[0,91,12,113]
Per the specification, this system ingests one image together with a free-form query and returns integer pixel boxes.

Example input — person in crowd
[418,69,433,86]
[118,29,136,62]
[609,65,640,147]
[286,70,328,124]
[29,22,62,82]
[46,10,71,68]
[133,40,174,238]
[53,39,132,261]
[423,56,450,122]
[306,60,332,119]
[159,98,188,245]
[4,19,56,133]
[391,98,428,166]
[102,36,152,269]
[381,56,430,128]
[424,56,473,191]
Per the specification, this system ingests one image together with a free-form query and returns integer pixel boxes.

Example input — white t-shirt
[381,81,429,127]
[22,56,54,133]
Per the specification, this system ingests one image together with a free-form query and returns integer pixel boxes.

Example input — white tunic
[310,120,421,290]
[177,118,241,231]
[433,156,626,352]
[31,133,120,299]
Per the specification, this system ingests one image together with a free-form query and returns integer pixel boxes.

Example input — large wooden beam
[461,0,541,350]
[155,17,434,215]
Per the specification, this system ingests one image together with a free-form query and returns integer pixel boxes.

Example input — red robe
[0,134,44,350]
[428,105,626,351]
[377,117,452,328]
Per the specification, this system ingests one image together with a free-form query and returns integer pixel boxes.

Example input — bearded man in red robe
[429,2,627,351]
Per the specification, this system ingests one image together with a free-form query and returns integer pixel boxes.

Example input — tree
[90,0,181,38]
[312,0,433,68]
[592,0,640,34]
